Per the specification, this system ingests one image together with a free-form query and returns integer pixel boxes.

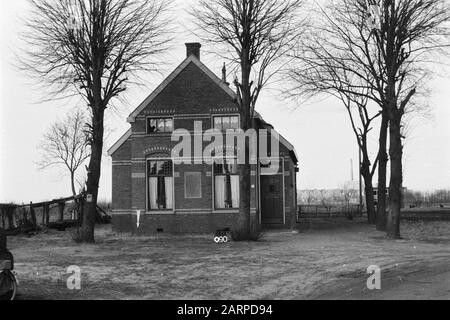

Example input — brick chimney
[222,63,230,86]
[186,43,201,60]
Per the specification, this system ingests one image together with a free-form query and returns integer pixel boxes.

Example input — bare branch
[191,0,307,124]
[37,109,91,195]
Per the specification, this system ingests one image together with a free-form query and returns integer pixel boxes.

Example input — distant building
[373,187,407,208]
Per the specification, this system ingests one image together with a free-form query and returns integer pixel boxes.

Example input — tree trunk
[236,55,255,239]
[237,107,253,238]
[364,178,376,224]
[238,163,251,237]
[80,107,104,243]
[361,152,376,224]
[70,171,77,197]
[386,115,402,239]
[376,114,389,231]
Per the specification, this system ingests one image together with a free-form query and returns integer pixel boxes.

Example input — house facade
[108,43,299,234]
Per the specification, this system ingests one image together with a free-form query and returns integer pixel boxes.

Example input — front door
[260,175,284,224]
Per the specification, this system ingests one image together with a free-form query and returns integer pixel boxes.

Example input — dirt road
[311,260,450,300]
[7,219,450,300]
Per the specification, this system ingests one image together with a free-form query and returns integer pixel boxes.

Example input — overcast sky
[1,0,449,203]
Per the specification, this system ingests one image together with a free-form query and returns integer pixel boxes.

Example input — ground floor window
[148,160,173,210]
[214,161,240,209]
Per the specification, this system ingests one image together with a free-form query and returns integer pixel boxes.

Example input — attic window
[213,116,239,131]
[147,118,173,134]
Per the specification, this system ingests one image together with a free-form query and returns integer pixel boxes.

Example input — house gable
[108,43,299,163]
[127,56,237,122]
[108,129,132,157]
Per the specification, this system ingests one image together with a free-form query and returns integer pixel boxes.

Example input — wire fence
[297,204,362,221]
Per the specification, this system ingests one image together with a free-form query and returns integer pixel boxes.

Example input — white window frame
[146,116,174,134]
[146,157,175,214]
[211,114,241,132]
[212,157,240,212]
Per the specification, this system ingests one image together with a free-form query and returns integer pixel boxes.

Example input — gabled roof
[109,54,298,164]
[254,111,299,164]
[127,55,236,123]
[107,129,131,156]
[278,132,299,164]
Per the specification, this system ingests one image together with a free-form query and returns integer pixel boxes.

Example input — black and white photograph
[0,0,449,307]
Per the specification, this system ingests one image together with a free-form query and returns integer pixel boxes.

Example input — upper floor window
[213,116,239,131]
[147,118,173,134]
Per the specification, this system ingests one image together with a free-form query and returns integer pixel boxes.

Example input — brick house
[107,43,299,234]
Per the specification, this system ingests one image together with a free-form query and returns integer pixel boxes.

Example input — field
[7,219,450,300]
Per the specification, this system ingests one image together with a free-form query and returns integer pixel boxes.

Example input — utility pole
[350,159,354,181]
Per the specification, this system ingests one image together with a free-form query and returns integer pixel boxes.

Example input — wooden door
[260,175,284,224]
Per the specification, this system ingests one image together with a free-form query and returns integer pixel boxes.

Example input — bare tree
[341,182,359,207]
[21,0,171,243]
[289,0,450,238]
[342,94,381,223]
[376,112,388,231]
[375,0,450,238]
[38,109,90,196]
[191,0,305,239]
[288,41,382,223]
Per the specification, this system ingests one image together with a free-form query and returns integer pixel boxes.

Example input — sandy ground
[6,219,450,300]
[313,261,450,300]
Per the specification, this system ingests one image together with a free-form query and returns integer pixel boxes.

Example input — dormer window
[213,115,239,131]
[147,117,173,134]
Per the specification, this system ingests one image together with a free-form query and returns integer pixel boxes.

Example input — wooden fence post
[78,197,85,224]
[1,206,4,230]
[0,228,6,251]
[7,207,14,231]
[44,203,50,226]
[58,202,65,222]
[30,202,37,228]
[22,206,29,226]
